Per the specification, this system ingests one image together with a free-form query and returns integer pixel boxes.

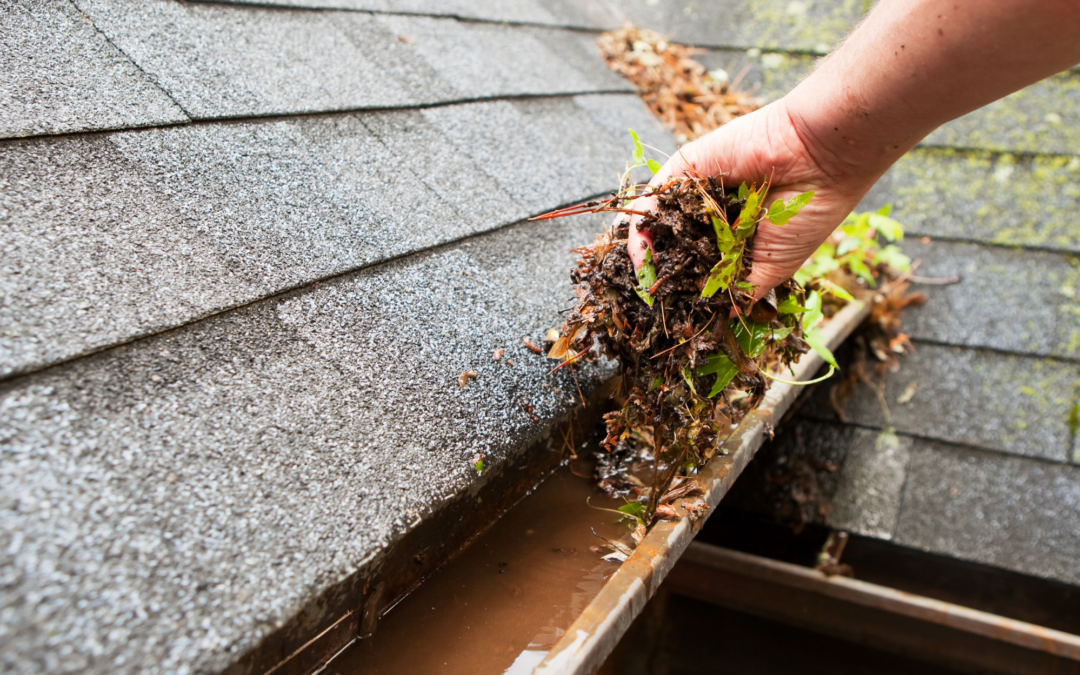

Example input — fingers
[626,136,717,272]
[626,209,654,270]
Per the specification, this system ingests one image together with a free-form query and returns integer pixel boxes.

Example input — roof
[4,0,1079,672]
[0,1,675,673]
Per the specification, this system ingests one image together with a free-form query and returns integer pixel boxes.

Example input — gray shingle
[71,0,449,118]
[802,343,1079,461]
[419,99,633,222]
[925,70,1080,156]
[693,48,816,105]
[617,0,866,53]
[0,213,611,675]
[862,148,1080,253]
[827,429,911,540]
[895,441,1080,586]
[358,109,521,226]
[0,0,187,139]
[571,92,678,158]
[71,0,628,120]
[0,134,255,380]
[191,0,621,30]
[725,419,908,540]
[1,95,657,379]
[900,240,1080,360]
[374,15,625,99]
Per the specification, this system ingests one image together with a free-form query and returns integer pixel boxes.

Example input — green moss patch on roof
[618,0,867,53]
[925,71,1080,156]
[899,240,1080,360]
[802,343,1079,462]
[863,147,1080,252]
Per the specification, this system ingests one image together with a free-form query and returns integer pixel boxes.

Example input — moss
[670,0,866,52]
[737,0,866,52]
[882,148,1080,252]
[924,72,1080,155]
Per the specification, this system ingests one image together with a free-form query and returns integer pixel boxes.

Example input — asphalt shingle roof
[0,1,672,672]
[1,94,663,379]
[70,0,628,119]
[0,0,187,138]
[0,214,612,675]
[3,0,1080,672]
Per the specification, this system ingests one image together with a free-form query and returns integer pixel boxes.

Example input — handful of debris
[534,135,826,517]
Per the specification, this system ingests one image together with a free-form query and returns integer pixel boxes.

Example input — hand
[627,99,879,299]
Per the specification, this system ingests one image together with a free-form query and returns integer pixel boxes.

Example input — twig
[650,312,718,359]
[590,527,633,556]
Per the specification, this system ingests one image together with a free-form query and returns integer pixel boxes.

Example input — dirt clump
[541,174,815,516]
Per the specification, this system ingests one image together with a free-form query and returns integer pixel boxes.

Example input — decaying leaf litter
[532,25,926,540]
[597,25,762,144]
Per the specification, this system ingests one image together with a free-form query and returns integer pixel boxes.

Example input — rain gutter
[533,297,871,675]
[666,542,1080,674]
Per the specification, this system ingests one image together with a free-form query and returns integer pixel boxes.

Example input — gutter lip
[675,542,1080,663]
[532,297,872,675]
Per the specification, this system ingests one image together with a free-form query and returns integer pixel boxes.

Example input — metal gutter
[666,542,1080,674]
[533,297,872,675]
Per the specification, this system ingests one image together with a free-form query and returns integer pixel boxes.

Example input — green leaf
[777,295,808,314]
[474,459,484,474]
[802,291,824,331]
[711,214,735,254]
[873,244,911,271]
[629,128,645,165]
[701,256,738,298]
[816,279,855,301]
[618,500,647,525]
[805,328,839,368]
[770,326,794,342]
[846,257,875,284]
[732,320,773,358]
[734,281,755,292]
[649,376,664,391]
[868,213,904,242]
[876,204,893,217]
[836,235,863,257]
[766,191,815,225]
[681,365,698,397]
[738,182,750,200]
[635,247,657,306]
[696,354,739,398]
[736,188,763,231]
[647,159,663,174]
[841,211,872,239]
[793,269,812,286]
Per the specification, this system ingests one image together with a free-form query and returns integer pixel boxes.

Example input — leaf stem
[759,365,837,386]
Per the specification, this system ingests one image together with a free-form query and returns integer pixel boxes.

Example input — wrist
[776,92,903,199]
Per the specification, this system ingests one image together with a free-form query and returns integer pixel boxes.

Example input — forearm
[785,0,1080,187]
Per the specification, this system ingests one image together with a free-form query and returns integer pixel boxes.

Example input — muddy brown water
[326,464,631,675]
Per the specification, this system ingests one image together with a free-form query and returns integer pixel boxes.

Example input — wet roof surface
[2,0,1079,673]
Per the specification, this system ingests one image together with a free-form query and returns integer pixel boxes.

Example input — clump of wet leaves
[538,133,820,519]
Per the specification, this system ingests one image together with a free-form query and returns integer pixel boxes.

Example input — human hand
[626,99,880,299]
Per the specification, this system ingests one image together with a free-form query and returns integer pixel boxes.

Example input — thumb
[625,194,658,270]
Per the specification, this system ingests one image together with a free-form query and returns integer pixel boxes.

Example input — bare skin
[628,0,1080,296]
